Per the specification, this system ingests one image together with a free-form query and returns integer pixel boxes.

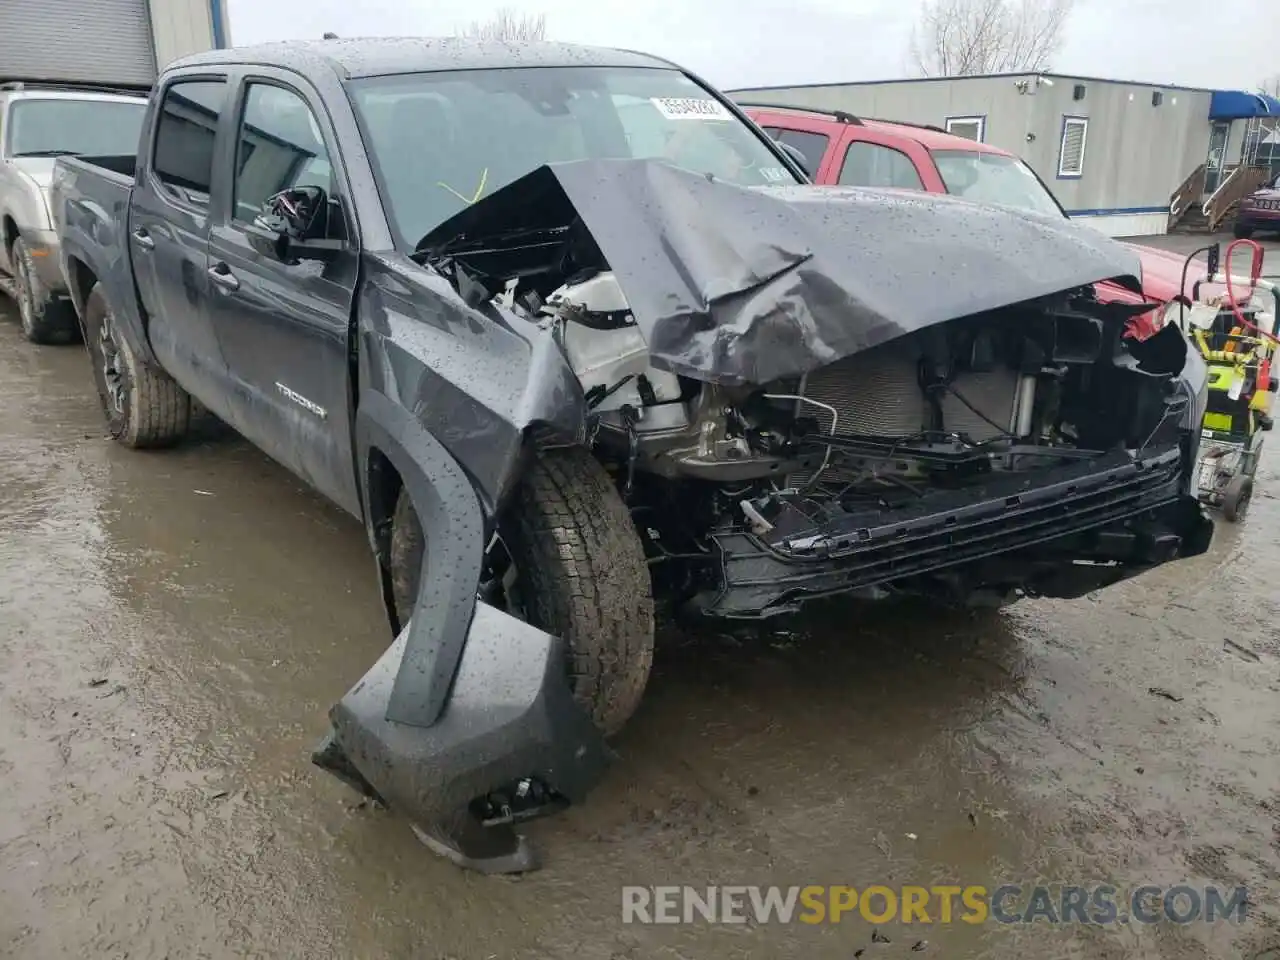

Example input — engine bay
[420,175,1207,613]
[521,263,1189,486]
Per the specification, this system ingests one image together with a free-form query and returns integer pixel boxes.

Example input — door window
[838,141,924,190]
[233,83,340,236]
[152,79,228,206]
[773,129,830,176]
[1205,121,1231,194]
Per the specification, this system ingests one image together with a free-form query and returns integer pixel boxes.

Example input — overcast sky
[225,0,1278,93]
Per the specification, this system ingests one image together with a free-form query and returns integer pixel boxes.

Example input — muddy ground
[1,254,1279,959]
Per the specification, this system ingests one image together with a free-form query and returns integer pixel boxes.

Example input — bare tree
[460,9,547,41]
[909,0,1073,77]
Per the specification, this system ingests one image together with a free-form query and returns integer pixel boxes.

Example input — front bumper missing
[313,600,612,874]
[692,445,1214,618]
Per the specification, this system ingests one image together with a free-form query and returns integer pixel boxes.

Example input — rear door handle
[207,263,240,292]
[132,228,155,250]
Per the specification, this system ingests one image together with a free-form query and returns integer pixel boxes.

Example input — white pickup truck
[0,83,147,342]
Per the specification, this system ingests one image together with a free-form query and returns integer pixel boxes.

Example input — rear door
[832,128,942,192]
[129,74,232,406]
[205,71,362,516]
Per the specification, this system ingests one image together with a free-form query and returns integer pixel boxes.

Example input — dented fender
[351,252,591,729]
[356,252,586,515]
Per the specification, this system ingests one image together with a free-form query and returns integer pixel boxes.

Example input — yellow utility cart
[1169,245,1278,521]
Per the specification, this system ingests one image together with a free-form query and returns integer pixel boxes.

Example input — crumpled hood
[422,158,1144,385]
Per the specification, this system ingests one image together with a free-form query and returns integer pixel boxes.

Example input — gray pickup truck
[51,37,1214,873]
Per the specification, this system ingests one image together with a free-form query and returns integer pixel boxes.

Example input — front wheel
[82,283,191,448]
[12,236,78,344]
[390,448,655,737]
[1233,223,1255,240]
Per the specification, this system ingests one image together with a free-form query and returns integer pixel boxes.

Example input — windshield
[6,97,146,158]
[348,66,797,250]
[931,150,1064,219]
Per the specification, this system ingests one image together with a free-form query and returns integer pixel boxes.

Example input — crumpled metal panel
[421,158,1146,386]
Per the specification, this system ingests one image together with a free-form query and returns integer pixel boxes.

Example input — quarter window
[233,83,335,229]
[838,141,924,190]
[152,79,228,205]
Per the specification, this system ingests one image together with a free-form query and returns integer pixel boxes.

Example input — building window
[838,141,925,190]
[1058,116,1088,178]
[945,116,985,142]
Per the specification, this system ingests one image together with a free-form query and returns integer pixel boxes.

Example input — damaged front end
[319,159,1213,876]
[419,159,1214,618]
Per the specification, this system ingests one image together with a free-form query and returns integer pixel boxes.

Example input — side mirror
[774,140,812,178]
[251,185,342,263]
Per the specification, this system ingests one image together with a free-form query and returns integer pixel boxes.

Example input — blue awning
[1209,90,1280,120]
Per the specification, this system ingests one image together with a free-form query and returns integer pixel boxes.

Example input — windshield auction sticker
[651,97,731,120]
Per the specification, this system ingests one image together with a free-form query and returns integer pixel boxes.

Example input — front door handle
[207,264,240,293]
[132,228,155,250]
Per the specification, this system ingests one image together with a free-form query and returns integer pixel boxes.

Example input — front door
[129,76,232,405]
[1205,120,1231,195]
[205,76,361,517]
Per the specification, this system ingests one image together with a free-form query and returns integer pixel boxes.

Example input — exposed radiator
[800,342,928,437]
[789,340,1020,487]
[939,370,1020,442]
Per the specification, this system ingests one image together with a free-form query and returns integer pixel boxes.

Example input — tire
[1222,474,1253,522]
[1233,223,1255,240]
[82,283,191,448]
[390,448,655,737]
[11,236,78,344]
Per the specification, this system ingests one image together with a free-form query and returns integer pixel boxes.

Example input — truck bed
[58,153,137,187]
[75,154,138,180]
[51,153,152,361]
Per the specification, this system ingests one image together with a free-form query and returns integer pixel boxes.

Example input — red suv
[1233,172,1280,239]
[741,104,1188,327]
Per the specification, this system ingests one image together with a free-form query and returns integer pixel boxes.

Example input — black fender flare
[355,388,486,728]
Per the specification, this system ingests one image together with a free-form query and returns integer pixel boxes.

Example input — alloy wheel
[98,312,126,416]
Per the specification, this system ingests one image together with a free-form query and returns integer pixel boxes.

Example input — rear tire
[12,236,78,344]
[389,448,655,737]
[1223,474,1253,522]
[1233,223,1255,240]
[82,283,191,448]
